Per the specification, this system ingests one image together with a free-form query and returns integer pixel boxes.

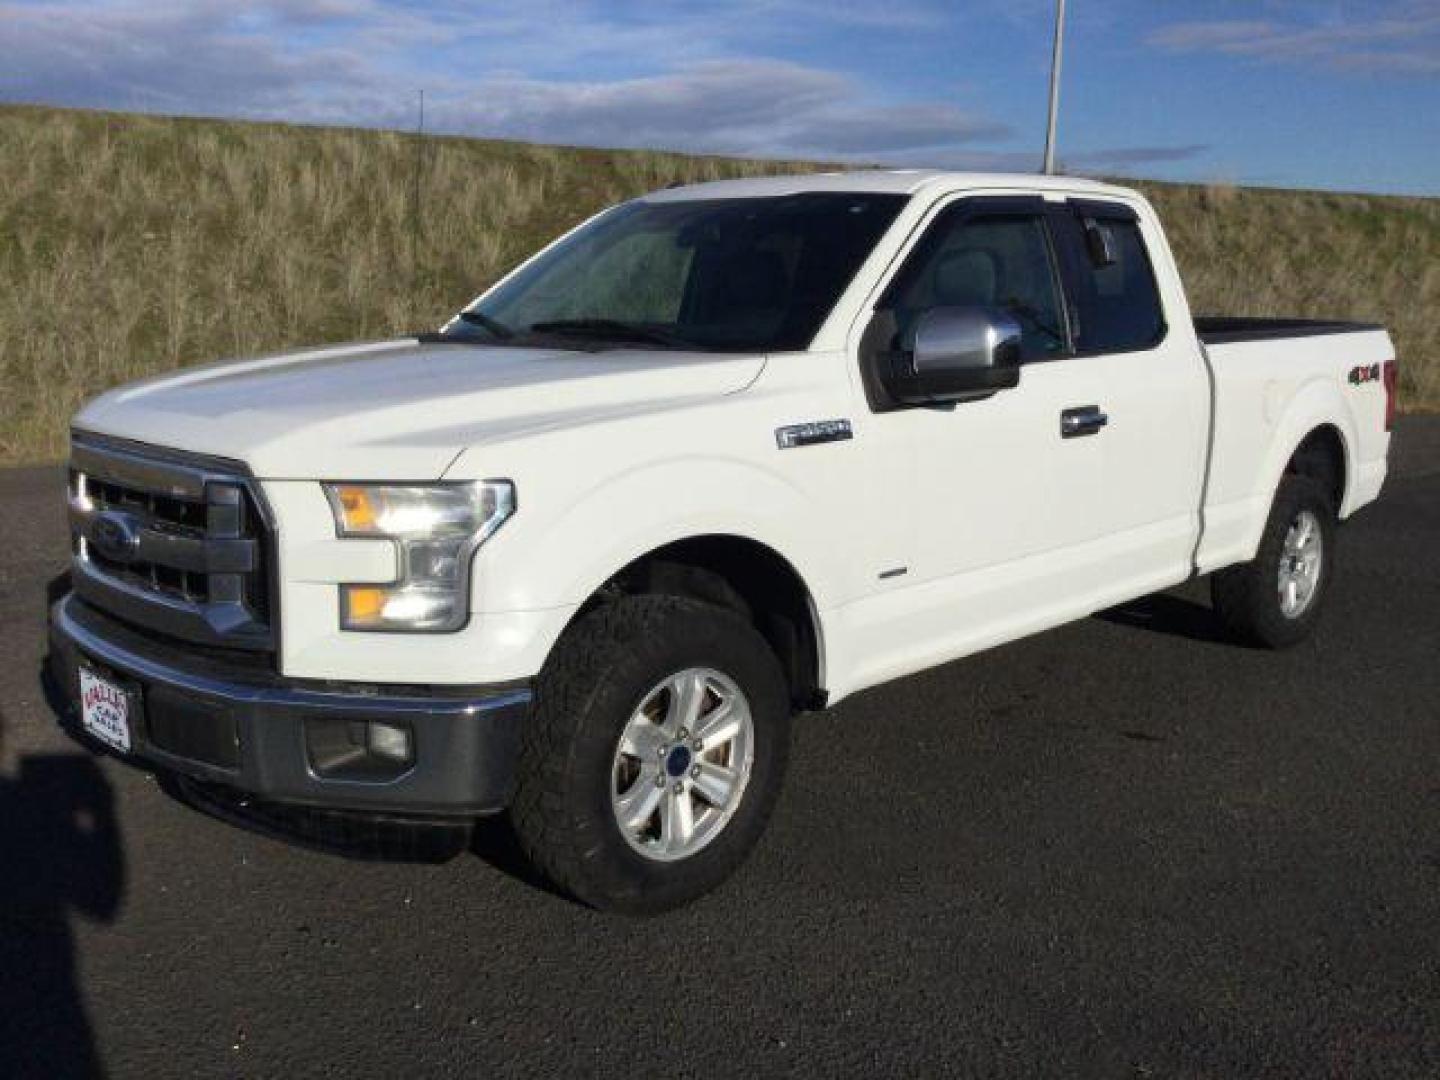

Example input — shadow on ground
[0,704,125,1079]
[159,776,565,898]
[1096,591,1231,645]
[159,774,474,864]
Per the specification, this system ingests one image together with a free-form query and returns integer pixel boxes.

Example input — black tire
[510,595,791,915]
[1211,475,1337,649]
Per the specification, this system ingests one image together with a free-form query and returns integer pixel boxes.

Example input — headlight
[323,481,515,632]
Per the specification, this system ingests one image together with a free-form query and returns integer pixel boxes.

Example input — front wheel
[1211,475,1336,648]
[510,596,791,914]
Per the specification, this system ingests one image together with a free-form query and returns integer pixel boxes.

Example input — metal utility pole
[1042,0,1066,175]
[410,89,425,308]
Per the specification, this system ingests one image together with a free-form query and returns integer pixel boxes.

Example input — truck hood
[75,339,765,479]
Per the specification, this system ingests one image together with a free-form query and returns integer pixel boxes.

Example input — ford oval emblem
[90,511,142,563]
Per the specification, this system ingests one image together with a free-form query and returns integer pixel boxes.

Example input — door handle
[1060,406,1109,438]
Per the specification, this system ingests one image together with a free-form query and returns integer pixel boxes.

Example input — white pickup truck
[50,171,1396,912]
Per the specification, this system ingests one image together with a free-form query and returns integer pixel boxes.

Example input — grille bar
[68,432,276,655]
[70,504,257,574]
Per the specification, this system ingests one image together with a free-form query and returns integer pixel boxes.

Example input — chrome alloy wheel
[1277,508,1324,619]
[610,667,755,863]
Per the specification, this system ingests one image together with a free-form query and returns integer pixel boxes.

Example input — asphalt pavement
[1,420,1437,1078]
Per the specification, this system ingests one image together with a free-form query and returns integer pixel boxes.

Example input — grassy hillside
[1,104,1435,464]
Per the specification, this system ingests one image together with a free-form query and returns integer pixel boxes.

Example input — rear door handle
[1060,406,1108,438]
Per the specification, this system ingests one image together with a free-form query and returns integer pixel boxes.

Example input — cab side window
[1065,216,1166,353]
[882,211,1068,362]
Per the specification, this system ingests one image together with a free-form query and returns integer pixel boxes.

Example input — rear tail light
[1382,359,1398,431]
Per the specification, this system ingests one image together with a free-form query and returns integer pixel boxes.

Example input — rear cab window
[1055,200,1167,355]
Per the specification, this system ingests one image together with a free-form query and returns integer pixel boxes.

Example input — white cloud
[0,1,1010,159]
[1148,3,1440,75]
[0,0,373,113]
[399,65,1013,158]
[0,0,1204,173]
[439,62,851,153]
[912,144,1209,175]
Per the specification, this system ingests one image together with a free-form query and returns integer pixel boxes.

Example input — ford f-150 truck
[49,171,1396,913]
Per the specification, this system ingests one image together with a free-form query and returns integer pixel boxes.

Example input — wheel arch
[569,534,827,712]
[1263,380,1357,514]
[1242,382,1358,560]
[1285,423,1347,512]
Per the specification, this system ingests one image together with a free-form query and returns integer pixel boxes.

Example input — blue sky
[2,0,1437,195]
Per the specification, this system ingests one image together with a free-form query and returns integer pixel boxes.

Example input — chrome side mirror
[886,306,1023,405]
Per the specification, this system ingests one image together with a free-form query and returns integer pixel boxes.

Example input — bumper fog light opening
[305,717,415,781]
[368,722,413,764]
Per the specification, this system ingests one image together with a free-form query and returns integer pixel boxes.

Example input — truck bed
[1194,313,1393,579]
[1195,316,1382,346]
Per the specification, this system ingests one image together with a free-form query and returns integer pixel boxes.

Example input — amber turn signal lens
[342,586,386,625]
[334,485,378,532]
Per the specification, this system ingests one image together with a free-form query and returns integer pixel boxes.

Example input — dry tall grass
[1140,179,1438,410]
[0,104,1434,464]
[0,105,816,462]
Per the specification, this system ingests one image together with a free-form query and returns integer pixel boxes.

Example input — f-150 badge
[1348,363,1382,386]
[775,420,853,449]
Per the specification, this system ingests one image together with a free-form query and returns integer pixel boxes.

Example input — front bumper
[48,594,531,817]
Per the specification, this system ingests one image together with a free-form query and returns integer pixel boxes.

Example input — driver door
[854,197,1114,673]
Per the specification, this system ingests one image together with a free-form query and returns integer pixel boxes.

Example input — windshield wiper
[527,319,693,349]
[455,309,515,339]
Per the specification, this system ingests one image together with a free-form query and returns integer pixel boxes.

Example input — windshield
[440,192,908,352]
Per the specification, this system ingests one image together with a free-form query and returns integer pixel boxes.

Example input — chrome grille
[68,432,276,653]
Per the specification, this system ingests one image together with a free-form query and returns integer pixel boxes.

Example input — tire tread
[510,595,788,913]
[1211,475,1335,649]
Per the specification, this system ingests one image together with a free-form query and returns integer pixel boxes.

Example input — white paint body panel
[69,172,1393,696]
[76,340,764,480]
[1195,331,1392,573]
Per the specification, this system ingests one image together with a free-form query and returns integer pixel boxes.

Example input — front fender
[471,454,837,617]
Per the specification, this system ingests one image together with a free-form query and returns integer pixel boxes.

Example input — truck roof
[642,169,1139,203]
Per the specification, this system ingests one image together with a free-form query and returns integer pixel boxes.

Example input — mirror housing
[1082,218,1117,267]
[881,306,1023,405]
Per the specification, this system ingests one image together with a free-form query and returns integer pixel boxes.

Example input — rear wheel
[1211,476,1336,648]
[510,596,791,914]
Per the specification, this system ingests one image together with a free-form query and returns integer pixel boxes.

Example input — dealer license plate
[79,665,133,753]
